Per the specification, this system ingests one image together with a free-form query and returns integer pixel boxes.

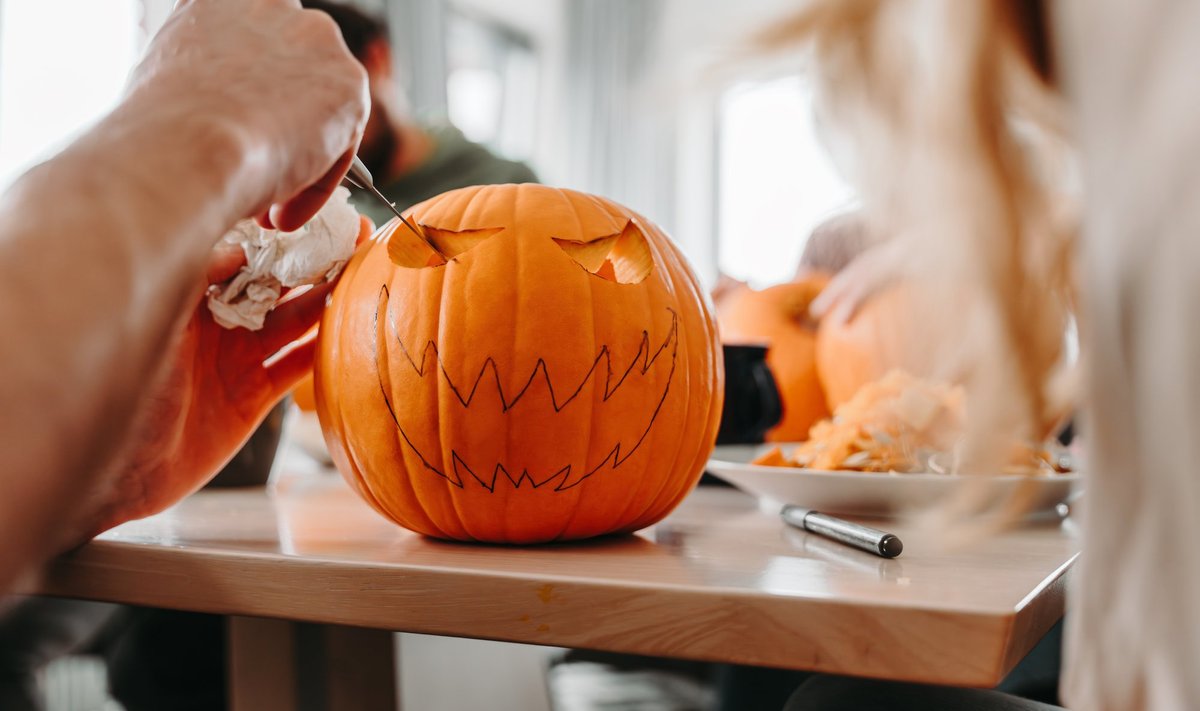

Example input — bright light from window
[0,0,140,190]
[717,76,856,287]
[447,68,503,145]
[445,11,539,163]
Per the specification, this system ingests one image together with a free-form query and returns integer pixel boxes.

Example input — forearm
[0,97,260,583]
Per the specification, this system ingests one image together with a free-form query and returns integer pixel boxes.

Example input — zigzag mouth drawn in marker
[373,285,678,492]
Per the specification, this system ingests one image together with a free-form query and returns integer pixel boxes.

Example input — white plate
[706,443,1081,516]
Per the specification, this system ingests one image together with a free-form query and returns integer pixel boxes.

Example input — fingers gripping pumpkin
[314,185,723,543]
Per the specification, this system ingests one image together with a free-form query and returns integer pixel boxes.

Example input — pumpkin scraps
[752,370,1072,476]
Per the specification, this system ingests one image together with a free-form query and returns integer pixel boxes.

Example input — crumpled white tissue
[207,187,360,331]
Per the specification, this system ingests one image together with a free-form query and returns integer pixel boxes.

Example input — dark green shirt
[352,124,538,228]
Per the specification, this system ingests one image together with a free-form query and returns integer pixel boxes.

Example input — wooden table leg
[228,616,299,711]
[320,623,400,711]
[228,616,399,711]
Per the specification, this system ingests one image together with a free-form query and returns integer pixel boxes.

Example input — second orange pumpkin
[717,277,831,441]
[815,285,919,409]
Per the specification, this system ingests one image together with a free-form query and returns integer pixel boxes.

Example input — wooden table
[27,470,1078,710]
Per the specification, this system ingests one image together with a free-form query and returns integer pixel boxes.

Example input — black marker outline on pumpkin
[373,284,678,492]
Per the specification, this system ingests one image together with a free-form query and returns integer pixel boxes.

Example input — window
[445,10,538,162]
[716,76,856,287]
[0,0,140,190]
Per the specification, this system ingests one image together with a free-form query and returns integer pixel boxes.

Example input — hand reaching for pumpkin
[85,248,337,536]
[0,0,369,592]
[809,239,912,324]
[124,0,368,230]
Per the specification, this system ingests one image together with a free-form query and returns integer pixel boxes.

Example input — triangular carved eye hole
[553,220,652,284]
[387,223,504,268]
[424,226,504,258]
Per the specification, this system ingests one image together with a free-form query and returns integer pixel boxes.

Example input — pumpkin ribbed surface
[314,184,723,543]
[815,285,927,409]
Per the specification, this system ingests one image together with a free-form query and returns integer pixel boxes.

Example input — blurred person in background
[300,0,537,228]
[707,206,1065,710]
[769,0,1192,708]
[796,210,871,277]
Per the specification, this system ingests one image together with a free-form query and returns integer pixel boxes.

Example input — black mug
[716,344,783,445]
[208,402,287,488]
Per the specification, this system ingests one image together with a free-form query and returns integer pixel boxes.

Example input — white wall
[449,0,568,184]
[139,0,174,42]
[412,0,816,284]
[451,0,561,40]
[399,634,556,711]
[431,0,810,283]
[654,0,809,283]
[0,1,142,189]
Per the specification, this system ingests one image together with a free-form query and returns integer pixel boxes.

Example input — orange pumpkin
[314,184,723,543]
[815,285,919,409]
[717,277,831,441]
[289,216,375,414]
[292,372,318,412]
[818,282,1072,440]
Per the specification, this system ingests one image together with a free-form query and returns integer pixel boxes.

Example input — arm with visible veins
[0,0,367,592]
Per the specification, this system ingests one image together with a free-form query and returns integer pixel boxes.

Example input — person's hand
[124,0,368,231]
[84,249,335,536]
[809,239,911,324]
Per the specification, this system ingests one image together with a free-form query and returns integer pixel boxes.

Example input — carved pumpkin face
[314,185,723,543]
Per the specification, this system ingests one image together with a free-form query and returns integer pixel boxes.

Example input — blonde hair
[760,0,1077,508]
